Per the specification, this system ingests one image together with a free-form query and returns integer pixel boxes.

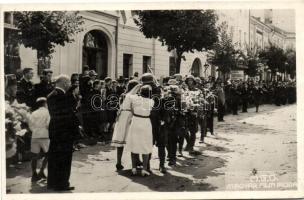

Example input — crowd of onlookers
[5,66,296,167]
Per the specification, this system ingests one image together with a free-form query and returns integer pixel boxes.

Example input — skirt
[125,116,153,154]
[111,110,132,147]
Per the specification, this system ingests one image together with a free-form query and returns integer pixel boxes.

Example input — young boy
[28,97,50,182]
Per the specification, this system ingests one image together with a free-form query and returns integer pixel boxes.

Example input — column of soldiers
[5,68,296,176]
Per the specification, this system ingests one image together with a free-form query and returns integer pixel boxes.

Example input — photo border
[1,1,303,199]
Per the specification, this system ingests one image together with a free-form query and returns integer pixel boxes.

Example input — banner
[230,70,244,81]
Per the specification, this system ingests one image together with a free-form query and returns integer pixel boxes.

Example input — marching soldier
[240,82,249,113]
[215,82,226,122]
[162,79,183,166]
[141,73,167,173]
[184,75,201,155]
[230,81,240,115]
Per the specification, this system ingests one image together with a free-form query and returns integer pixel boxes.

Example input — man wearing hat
[116,76,126,96]
[34,69,54,107]
[89,70,98,80]
[16,68,35,109]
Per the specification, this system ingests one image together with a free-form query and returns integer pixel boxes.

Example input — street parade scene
[3,9,297,194]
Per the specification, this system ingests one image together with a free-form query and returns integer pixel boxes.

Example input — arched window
[82,30,108,79]
[191,58,202,77]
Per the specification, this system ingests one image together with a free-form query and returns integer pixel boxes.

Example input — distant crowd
[5,66,296,190]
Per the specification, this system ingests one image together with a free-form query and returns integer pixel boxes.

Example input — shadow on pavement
[118,151,227,191]
[118,168,218,191]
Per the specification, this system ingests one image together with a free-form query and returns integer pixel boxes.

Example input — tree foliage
[285,48,296,79]
[207,22,239,77]
[134,10,219,73]
[259,43,287,75]
[14,11,84,58]
[242,44,261,77]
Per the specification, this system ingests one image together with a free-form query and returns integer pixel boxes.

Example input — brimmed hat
[89,70,98,77]
[185,75,196,84]
[195,77,201,84]
[117,76,124,83]
[173,74,183,81]
[167,79,178,85]
[42,69,53,75]
[104,77,112,83]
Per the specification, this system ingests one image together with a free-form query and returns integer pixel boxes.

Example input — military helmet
[195,77,201,84]
[140,73,154,84]
[185,75,196,84]
[173,73,183,81]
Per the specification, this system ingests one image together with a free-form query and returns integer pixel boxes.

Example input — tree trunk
[37,51,51,75]
[175,54,182,74]
[174,50,184,74]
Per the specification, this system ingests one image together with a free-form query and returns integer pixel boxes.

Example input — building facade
[4,10,295,83]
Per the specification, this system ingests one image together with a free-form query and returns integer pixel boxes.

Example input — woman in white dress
[111,80,140,170]
[125,85,154,176]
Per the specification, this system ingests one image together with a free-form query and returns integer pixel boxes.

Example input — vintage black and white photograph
[1,2,303,199]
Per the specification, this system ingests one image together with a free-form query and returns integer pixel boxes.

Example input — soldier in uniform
[47,75,80,191]
[184,75,201,155]
[16,68,35,163]
[34,69,54,109]
[140,73,167,173]
[173,74,188,157]
[216,82,226,122]
[105,77,119,143]
[240,82,249,113]
[206,89,215,136]
[16,68,35,109]
[162,79,183,166]
[201,82,216,142]
[230,81,240,115]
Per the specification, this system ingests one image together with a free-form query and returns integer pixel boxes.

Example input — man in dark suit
[34,69,54,109]
[16,68,35,109]
[47,75,79,191]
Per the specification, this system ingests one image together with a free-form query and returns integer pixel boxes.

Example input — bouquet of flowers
[5,100,31,159]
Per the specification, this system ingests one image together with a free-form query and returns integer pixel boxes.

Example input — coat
[47,88,80,152]
[16,78,35,108]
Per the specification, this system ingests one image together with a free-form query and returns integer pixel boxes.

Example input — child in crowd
[27,97,50,182]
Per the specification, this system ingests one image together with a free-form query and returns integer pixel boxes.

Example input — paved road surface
[6,104,297,193]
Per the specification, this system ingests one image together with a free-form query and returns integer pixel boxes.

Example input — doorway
[82,30,108,79]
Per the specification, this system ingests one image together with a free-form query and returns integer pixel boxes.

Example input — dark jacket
[34,81,54,99]
[47,88,80,152]
[16,78,35,108]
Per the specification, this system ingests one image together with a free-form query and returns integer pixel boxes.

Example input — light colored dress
[111,94,133,147]
[125,95,154,154]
